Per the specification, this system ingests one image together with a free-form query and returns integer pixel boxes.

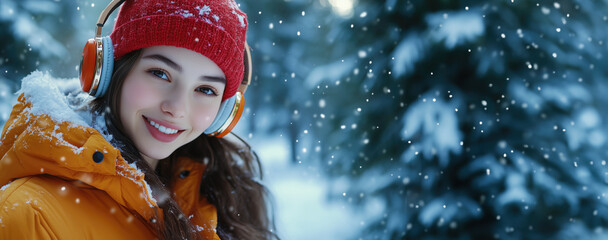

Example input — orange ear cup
[215,95,246,138]
[80,39,97,93]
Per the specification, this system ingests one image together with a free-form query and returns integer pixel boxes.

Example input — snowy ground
[252,134,362,240]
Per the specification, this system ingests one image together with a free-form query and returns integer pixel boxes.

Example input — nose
[161,88,187,118]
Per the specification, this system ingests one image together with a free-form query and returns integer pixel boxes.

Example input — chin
[141,148,174,161]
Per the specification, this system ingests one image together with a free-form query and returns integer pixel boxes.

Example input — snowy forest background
[4,0,608,239]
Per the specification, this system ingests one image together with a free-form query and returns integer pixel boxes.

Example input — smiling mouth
[142,116,185,142]
[148,119,179,134]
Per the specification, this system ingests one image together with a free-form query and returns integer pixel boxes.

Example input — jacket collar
[0,72,162,221]
[0,93,160,221]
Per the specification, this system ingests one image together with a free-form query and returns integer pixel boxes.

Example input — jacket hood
[0,71,159,221]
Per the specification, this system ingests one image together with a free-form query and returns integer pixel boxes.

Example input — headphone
[79,0,251,138]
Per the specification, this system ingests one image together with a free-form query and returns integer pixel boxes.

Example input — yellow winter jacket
[0,73,220,239]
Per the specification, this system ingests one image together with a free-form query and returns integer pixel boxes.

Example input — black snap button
[92,151,104,163]
[179,170,190,179]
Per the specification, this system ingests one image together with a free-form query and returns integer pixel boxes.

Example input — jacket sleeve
[0,179,58,240]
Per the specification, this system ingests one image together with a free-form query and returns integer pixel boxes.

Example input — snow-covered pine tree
[303,0,608,239]
[241,0,335,162]
[0,0,83,127]
[0,0,87,80]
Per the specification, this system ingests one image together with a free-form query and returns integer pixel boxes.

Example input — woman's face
[120,46,225,163]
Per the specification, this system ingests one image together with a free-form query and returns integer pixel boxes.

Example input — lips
[143,116,185,143]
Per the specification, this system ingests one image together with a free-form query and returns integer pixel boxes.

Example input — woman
[0,0,277,239]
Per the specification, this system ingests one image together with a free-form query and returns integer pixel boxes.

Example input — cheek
[190,103,221,132]
[119,74,162,139]
[121,76,159,112]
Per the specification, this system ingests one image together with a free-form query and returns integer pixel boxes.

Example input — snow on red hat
[110,0,248,101]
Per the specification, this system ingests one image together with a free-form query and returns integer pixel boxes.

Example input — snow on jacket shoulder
[0,72,220,239]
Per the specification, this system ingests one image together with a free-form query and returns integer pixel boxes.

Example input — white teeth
[148,119,179,134]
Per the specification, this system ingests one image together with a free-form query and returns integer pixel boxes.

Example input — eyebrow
[203,75,226,84]
[143,54,182,72]
[142,53,226,83]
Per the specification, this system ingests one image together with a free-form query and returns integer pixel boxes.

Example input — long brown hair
[91,50,278,240]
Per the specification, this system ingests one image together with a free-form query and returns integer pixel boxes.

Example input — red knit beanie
[110,0,248,101]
